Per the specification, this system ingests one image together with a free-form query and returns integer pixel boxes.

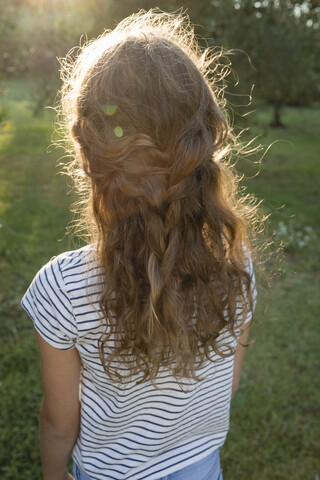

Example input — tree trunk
[270,100,284,127]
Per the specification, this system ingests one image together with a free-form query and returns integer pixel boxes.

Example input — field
[0,81,319,479]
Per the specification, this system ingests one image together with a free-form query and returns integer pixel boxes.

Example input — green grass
[0,83,79,479]
[0,82,319,479]
[222,104,320,478]
[237,104,320,227]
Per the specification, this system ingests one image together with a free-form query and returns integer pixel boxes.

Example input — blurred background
[0,1,319,479]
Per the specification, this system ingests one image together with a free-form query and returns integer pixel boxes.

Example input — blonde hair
[59,10,258,383]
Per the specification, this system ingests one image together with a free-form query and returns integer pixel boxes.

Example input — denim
[72,448,223,480]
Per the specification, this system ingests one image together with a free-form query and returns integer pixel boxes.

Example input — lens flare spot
[114,126,123,138]
[101,104,117,116]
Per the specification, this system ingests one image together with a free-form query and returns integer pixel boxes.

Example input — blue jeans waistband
[73,448,223,480]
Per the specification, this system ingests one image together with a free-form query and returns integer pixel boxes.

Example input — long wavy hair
[59,10,259,383]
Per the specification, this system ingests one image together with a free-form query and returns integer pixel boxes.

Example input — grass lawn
[0,82,319,479]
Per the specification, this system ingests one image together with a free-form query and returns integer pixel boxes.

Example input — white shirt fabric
[21,244,256,480]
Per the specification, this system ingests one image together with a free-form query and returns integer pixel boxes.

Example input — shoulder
[31,244,98,290]
[21,244,99,350]
[47,243,97,277]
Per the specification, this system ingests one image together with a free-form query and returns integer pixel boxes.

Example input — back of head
[62,11,229,217]
[59,10,256,384]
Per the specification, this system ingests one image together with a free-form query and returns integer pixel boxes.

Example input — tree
[205,0,320,126]
[85,0,213,37]
[0,0,93,114]
[2,0,319,124]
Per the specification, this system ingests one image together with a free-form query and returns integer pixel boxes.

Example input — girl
[22,10,258,480]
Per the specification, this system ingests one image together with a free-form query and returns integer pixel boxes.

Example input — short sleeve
[21,257,78,350]
[241,250,257,326]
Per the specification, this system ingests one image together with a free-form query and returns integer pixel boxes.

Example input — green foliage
[1,0,319,120]
[0,0,94,113]
[204,0,320,125]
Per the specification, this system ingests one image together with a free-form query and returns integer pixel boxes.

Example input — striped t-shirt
[21,244,256,480]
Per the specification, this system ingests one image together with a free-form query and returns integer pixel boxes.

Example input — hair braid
[58,10,260,384]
